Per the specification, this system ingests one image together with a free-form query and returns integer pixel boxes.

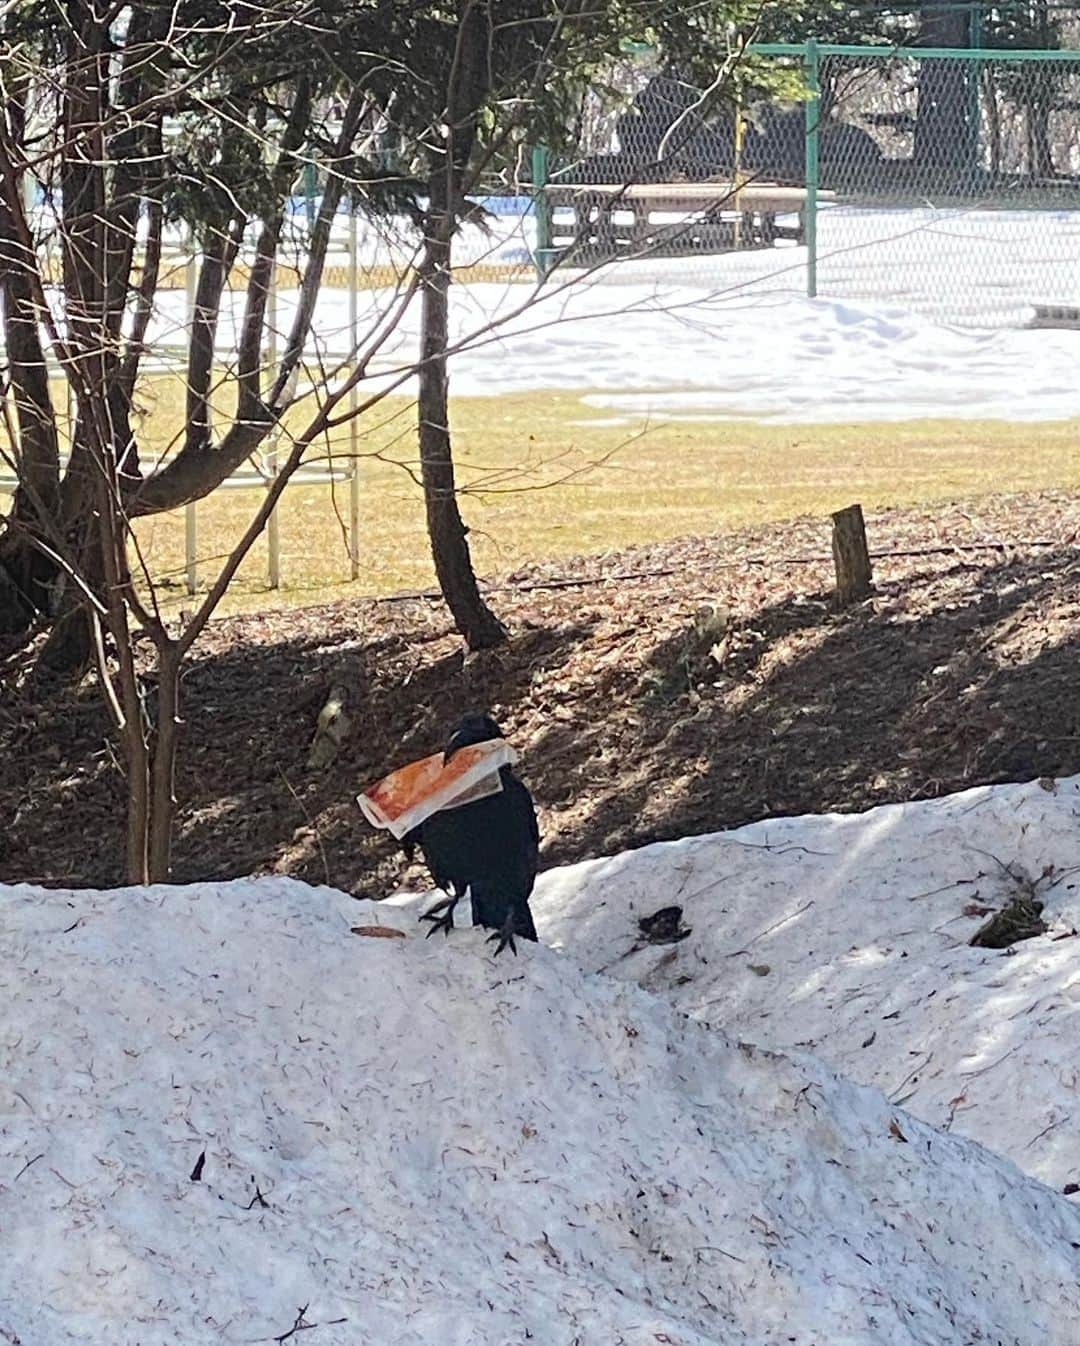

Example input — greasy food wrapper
[357,738,518,840]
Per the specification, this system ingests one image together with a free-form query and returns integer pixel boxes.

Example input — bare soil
[2,491,1078,898]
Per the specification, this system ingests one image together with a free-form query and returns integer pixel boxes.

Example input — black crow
[404,714,540,956]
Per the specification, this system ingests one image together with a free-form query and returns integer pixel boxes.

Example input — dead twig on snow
[13,1154,43,1182]
[271,1305,348,1342]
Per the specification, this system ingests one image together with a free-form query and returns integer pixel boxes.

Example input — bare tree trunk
[91,472,152,883]
[1028,98,1054,178]
[416,1,505,651]
[0,87,61,634]
[417,215,506,650]
[125,728,152,885]
[913,5,975,180]
[148,641,181,882]
[36,513,100,676]
[983,65,1001,178]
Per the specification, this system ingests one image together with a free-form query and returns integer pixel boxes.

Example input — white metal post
[348,207,360,581]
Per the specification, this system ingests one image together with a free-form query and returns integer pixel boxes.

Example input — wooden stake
[831,503,873,606]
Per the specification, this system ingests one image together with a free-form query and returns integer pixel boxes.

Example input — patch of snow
[147,212,1080,424]
[3,875,1079,1343]
[311,201,1080,328]
[530,775,1080,1193]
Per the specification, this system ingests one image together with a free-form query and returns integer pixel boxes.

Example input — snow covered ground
[302,198,1080,328]
[144,203,1080,425]
[3,869,1080,1345]
[527,774,1080,1194]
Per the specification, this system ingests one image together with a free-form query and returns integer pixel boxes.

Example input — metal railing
[0,235,366,597]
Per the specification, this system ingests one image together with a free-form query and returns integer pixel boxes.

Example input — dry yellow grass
[124,376,1080,616]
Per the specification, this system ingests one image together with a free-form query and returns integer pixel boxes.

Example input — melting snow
[3,853,1080,1344]
[533,775,1080,1194]
[145,205,1080,426]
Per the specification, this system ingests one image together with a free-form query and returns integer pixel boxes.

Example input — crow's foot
[486,914,518,958]
[420,895,458,938]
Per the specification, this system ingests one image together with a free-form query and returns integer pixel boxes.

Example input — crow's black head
[443,713,504,763]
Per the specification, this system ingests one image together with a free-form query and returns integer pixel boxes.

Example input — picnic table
[540,181,831,260]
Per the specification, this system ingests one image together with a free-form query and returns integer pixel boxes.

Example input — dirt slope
[2,491,1077,893]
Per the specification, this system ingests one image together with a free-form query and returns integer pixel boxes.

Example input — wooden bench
[540,181,829,261]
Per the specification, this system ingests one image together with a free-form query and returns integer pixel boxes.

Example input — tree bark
[93,466,153,884]
[417,222,506,651]
[831,503,873,607]
[0,88,61,633]
[35,516,100,676]
[983,66,1001,178]
[148,641,181,883]
[416,1,506,651]
[1028,98,1053,178]
[913,5,975,181]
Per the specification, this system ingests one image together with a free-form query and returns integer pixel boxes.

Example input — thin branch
[91,608,126,733]
[267,85,369,410]
[658,31,750,164]
[118,195,163,402]
[277,767,331,887]
[184,215,245,455]
[270,1304,348,1344]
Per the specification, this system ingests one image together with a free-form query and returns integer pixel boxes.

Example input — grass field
[128,378,1080,612]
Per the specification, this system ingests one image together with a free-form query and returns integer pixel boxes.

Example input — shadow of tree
[2,532,1077,894]
[0,604,595,890]
[527,547,1079,865]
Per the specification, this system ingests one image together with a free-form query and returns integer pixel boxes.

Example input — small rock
[969,896,1047,949]
[638,906,691,945]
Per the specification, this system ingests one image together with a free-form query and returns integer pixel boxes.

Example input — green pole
[531,144,552,279]
[969,1,983,49]
[804,39,820,300]
[303,160,317,228]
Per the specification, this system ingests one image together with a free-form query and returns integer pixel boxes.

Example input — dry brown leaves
[2,490,1077,896]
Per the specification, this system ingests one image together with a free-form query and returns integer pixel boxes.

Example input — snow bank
[3,876,1080,1345]
[147,209,1080,425]
[534,775,1080,1193]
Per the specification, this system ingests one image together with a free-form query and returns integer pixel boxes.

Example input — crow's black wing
[404,815,462,897]
[501,774,540,897]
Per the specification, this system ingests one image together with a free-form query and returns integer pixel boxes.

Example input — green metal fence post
[969,2,984,51]
[303,159,317,228]
[804,39,820,300]
[531,144,553,279]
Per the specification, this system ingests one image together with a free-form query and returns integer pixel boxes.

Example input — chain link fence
[531,42,1080,329]
[142,44,1080,327]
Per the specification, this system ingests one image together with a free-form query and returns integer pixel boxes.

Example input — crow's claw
[419,895,457,938]
[423,910,455,938]
[486,917,518,958]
